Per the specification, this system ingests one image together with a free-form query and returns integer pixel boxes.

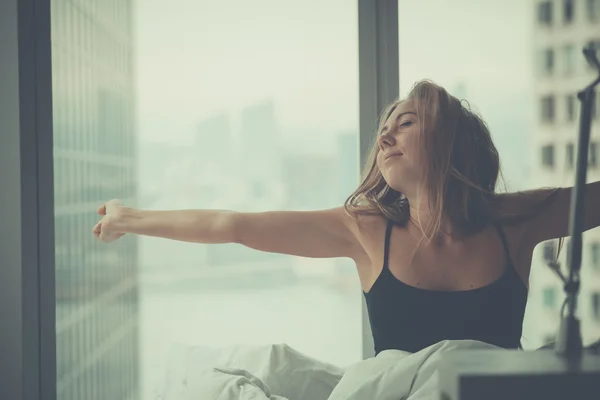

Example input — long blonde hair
[344,80,556,239]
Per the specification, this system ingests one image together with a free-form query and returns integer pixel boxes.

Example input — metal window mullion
[0,0,56,399]
[357,0,399,360]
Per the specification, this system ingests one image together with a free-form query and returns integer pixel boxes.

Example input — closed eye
[400,121,413,127]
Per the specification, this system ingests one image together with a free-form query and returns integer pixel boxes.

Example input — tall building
[238,100,280,181]
[280,152,338,210]
[196,113,233,168]
[52,0,139,399]
[528,0,600,348]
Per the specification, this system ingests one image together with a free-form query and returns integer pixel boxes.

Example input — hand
[93,199,126,243]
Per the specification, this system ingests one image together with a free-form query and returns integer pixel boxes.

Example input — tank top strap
[495,222,515,269]
[383,220,394,269]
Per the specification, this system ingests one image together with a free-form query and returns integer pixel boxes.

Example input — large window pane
[52,0,138,399]
[398,0,600,350]
[52,0,360,398]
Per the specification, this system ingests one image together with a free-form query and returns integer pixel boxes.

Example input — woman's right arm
[95,200,368,262]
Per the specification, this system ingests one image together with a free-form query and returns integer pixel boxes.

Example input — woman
[93,80,600,354]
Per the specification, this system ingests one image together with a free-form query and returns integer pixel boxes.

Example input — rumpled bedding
[156,340,501,400]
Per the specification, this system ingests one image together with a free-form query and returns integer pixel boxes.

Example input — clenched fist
[93,199,127,243]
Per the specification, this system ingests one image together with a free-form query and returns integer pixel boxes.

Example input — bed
[155,339,502,400]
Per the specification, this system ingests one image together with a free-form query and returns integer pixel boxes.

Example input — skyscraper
[196,112,232,168]
[52,0,139,398]
[238,100,280,181]
[528,0,600,348]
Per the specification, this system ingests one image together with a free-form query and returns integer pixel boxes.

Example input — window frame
[541,144,556,168]
[591,242,600,268]
[566,93,576,122]
[540,47,555,75]
[566,142,575,169]
[1,0,56,399]
[541,94,556,123]
[538,0,554,25]
[563,0,575,24]
[590,141,598,167]
[358,0,399,360]
[592,292,600,320]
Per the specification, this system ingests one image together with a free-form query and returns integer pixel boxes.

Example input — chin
[382,178,405,194]
[380,171,404,193]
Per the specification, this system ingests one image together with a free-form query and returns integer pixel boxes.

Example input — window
[566,94,576,121]
[543,287,558,308]
[541,95,556,122]
[590,142,598,167]
[543,241,557,261]
[538,1,554,24]
[564,0,575,23]
[588,0,600,21]
[566,143,575,169]
[540,48,555,75]
[541,144,555,168]
[592,242,600,269]
[544,334,556,344]
[52,0,361,398]
[592,293,600,320]
[563,45,575,75]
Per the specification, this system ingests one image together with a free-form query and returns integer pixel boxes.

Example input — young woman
[93,80,600,354]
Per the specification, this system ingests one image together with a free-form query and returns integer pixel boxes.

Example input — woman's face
[376,100,424,194]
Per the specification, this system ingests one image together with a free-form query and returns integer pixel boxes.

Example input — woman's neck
[406,201,461,240]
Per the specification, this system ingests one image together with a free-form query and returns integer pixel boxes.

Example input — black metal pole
[554,43,600,359]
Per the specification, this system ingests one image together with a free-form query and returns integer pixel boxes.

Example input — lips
[384,152,403,160]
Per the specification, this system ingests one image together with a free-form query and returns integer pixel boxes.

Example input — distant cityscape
[137,99,359,270]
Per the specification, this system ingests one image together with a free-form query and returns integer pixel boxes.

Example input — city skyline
[135,0,534,192]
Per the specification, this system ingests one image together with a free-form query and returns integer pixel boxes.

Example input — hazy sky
[135,0,533,149]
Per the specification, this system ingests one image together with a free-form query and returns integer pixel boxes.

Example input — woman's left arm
[521,180,600,247]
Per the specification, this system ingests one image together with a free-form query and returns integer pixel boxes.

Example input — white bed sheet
[156,340,501,400]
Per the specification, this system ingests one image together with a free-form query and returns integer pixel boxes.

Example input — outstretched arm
[94,200,368,262]
[520,180,600,247]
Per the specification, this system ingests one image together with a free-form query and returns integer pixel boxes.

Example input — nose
[378,132,395,150]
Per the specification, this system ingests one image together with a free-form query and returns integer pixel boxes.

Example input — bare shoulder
[351,213,389,244]
[311,206,383,264]
[347,213,390,269]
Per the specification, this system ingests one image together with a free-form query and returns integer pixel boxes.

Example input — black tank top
[363,220,528,354]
